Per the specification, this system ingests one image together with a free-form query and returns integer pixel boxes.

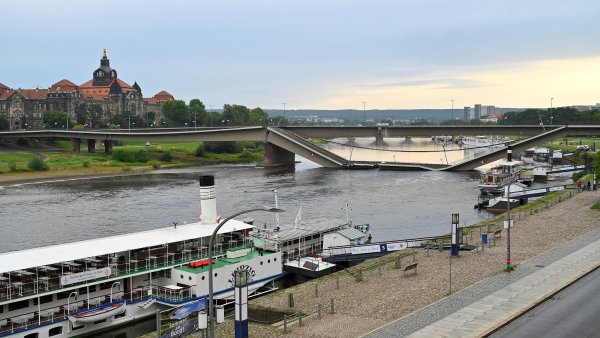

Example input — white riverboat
[479,160,525,194]
[0,175,282,338]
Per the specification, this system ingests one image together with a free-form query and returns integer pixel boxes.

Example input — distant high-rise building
[463,106,471,121]
[474,104,482,120]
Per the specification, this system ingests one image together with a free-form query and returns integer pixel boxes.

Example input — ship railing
[0,241,255,304]
[0,293,125,336]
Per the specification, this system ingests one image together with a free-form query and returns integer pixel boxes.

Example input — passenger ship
[0,175,282,337]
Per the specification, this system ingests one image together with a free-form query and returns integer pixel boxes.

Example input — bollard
[412,251,416,263]
[438,243,442,252]
[336,276,340,289]
[314,284,319,298]
[317,304,322,320]
[426,244,430,257]
[284,315,288,333]
[288,293,294,308]
[356,268,363,282]
[298,313,303,326]
[378,266,382,276]
[330,298,335,314]
[395,256,402,269]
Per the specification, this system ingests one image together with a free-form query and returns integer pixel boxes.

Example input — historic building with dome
[0,50,173,130]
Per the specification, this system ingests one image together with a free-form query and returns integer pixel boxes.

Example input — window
[33,295,53,305]
[94,319,107,325]
[8,300,29,311]
[48,326,62,336]
[24,333,38,338]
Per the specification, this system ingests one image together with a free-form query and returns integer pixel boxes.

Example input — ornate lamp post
[207,207,284,338]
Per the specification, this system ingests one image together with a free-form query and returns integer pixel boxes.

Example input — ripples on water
[0,138,501,253]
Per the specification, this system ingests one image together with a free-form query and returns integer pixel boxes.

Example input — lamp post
[207,207,284,338]
[281,102,287,127]
[194,112,197,130]
[185,122,188,130]
[209,105,213,127]
[128,115,131,132]
[505,146,514,271]
[450,213,459,294]
[451,99,454,121]
[550,97,554,125]
[362,101,366,124]
[110,282,120,303]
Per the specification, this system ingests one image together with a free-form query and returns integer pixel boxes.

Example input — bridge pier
[87,139,96,153]
[375,127,385,146]
[104,140,113,154]
[71,138,81,152]
[264,142,295,167]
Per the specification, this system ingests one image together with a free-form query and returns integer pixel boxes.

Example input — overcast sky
[2,0,600,110]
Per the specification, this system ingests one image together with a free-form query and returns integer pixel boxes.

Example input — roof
[269,218,349,242]
[332,227,366,240]
[0,219,253,274]
[0,83,9,90]
[50,79,78,92]
[145,90,174,104]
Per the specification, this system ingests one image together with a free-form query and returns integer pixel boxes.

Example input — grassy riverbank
[0,140,263,185]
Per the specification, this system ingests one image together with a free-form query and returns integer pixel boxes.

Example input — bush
[239,151,256,161]
[8,161,17,172]
[150,160,161,169]
[27,157,49,171]
[17,137,30,146]
[112,149,149,163]
[203,141,242,154]
[82,160,90,167]
[195,145,205,157]
[158,151,172,162]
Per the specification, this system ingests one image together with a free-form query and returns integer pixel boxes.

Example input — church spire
[100,48,110,67]
[103,48,107,58]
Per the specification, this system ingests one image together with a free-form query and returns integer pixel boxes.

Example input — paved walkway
[364,230,600,338]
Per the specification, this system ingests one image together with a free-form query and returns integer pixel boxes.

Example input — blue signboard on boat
[160,298,206,338]
[170,298,205,320]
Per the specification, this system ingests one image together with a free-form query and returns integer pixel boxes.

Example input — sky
[2,0,600,110]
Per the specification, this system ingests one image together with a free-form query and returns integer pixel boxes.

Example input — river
[0,138,494,253]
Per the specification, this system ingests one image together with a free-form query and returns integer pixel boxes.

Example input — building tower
[92,49,118,86]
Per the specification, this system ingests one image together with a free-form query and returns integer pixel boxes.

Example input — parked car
[576,145,590,151]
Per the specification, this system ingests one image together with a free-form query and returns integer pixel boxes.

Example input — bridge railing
[269,127,349,165]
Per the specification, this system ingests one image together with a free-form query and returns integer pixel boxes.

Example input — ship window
[8,299,29,311]
[72,324,84,331]
[268,259,271,264]
[260,261,263,265]
[33,295,53,305]
[0,305,3,313]
[214,272,218,277]
[274,258,277,262]
[189,276,192,281]
[24,333,38,338]
[49,326,62,336]
[115,311,126,319]
[201,276,205,280]
[94,319,107,325]
[180,274,184,279]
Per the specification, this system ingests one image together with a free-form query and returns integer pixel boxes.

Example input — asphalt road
[491,266,600,338]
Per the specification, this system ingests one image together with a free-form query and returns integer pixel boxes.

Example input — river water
[0,138,494,254]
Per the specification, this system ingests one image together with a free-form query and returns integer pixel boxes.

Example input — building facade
[0,50,173,130]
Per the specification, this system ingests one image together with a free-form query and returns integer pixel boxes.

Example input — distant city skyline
[1,0,600,110]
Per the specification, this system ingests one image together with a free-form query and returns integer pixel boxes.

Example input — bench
[403,262,418,276]
[493,229,502,238]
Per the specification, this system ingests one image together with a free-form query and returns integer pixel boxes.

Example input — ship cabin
[253,219,350,262]
[0,219,262,337]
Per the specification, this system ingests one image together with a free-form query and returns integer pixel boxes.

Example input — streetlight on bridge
[362,101,367,124]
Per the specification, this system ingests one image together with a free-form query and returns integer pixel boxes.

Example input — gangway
[508,184,574,199]
[320,235,449,263]
[547,165,586,174]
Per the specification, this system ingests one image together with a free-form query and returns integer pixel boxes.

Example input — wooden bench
[403,262,418,276]
[493,229,502,238]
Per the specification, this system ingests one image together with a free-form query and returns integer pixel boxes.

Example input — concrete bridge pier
[375,127,385,146]
[104,140,113,154]
[71,138,81,152]
[87,139,96,153]
[263,142,295,167]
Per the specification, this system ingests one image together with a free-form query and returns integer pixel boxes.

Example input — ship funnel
[507,146,512,162]
[199,175,218,224]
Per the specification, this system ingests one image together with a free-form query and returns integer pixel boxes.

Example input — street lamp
[362,101,367,123]
[207,207,284,338]
[451,99,454,121]
[194,112,197,130]
[185,122,188,130]
[128,115,131,132]
[505,146,514,271]
[209,105,213,127]
[550,97,554,125]
[110,282,121,303]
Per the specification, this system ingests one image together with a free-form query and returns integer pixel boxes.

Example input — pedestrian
[587,181,591,190]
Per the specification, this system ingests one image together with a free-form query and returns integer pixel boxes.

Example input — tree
[189,99,208,126]
[43,111,70,129]
[222,104,250,126]
[161,100,190,126]
[248,107,269,125]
